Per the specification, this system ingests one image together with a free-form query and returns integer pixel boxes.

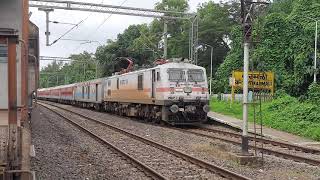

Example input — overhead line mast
[29,0,199,63]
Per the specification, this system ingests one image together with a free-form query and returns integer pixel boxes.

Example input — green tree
[197,1,240,80]
[213,0,320,96]
[39,51,97,88]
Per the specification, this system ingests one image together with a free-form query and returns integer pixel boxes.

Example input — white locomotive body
[38,61,210,125]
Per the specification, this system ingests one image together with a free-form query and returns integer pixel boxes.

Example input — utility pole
[210,47,213,95]
[39,8,54,46]
[201,43,214,95]
[241,0,253,155]
[315,20,318,83]
[241,0,270,155]
[83,63,86,81]
[163,20,168,59]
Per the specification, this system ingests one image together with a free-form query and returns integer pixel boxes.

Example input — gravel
[52,105,225,179]
[187,128,320,162]
[52,102,320,180]
[30,106,152,180]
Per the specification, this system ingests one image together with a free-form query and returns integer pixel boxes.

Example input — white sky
[29,0,221,68]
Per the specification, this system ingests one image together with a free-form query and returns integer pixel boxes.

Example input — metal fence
[212,92,273,102]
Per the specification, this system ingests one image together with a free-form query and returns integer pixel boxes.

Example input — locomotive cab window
[187,69,205,82]
[157,71,160,81]
[167,68,186,82]
[138,74,143,90]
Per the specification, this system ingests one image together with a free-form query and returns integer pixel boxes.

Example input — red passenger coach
[50,88,60,99]
[60,84,75,102]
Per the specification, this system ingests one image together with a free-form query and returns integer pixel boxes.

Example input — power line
[72,0,129,52]
[50,20,83,45]
[50,0,105,46]
[93,0,129,34]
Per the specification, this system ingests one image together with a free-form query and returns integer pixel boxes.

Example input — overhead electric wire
[49,19,84,45]
[93,0,130,33]
[50,0,105,46]
[72,0,129,52]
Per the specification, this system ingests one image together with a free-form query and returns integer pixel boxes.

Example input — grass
[210,96,320,141]
[210,98,259,123]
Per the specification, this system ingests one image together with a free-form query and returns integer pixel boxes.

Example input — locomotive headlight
[170,104,179,113]
[183,87,192,93]
[203,105,210,113]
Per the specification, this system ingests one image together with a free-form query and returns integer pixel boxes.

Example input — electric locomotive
[38,58,210,125]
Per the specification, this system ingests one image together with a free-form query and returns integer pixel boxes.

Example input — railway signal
[240,0,270,155]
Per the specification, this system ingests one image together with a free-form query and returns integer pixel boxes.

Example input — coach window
[82,86,84,99]
[117,78,119,89]
[87,86,90,99]
[157,71,160,81]
[138,74,143,90]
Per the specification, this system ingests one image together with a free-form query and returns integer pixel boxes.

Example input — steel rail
[40,101,251,180]
[39,103,167,180]
[175,128,320,166]
[198,127,320,155]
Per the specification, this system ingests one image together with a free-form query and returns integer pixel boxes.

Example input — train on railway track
[38,58,210,125]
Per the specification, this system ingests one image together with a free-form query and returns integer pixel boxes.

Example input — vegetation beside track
[210,86,320,141]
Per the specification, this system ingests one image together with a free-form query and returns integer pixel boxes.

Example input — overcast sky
[29,0,221,68]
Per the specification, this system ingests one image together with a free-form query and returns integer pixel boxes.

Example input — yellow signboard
[231,71,275,95]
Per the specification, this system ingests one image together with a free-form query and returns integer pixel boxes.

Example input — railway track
[197,127,320,155]
[39,102,250,180]
[177,127,320,166]
[39,103,166,180]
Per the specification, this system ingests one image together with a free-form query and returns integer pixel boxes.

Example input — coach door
[87,85,90,99]
[95,83,98,101]
[152,69,156,98]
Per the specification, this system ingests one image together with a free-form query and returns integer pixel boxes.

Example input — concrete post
[39,8,54,46]
[315,21,318,83]
[210,47,213,95]
[242,42,250,154]
[163,21,168,59]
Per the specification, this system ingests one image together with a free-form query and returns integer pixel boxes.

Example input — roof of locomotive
[108,62,205,79]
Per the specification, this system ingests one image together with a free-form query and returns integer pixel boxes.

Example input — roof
[109,62,205,78]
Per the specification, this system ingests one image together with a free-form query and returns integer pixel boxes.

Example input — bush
[307,83,320,103]
[211,95,320,141]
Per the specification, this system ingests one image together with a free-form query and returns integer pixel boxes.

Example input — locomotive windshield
[187,69,205,82]
[168,69,186,82]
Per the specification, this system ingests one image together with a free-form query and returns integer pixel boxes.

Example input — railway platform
[208,111,320,148]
